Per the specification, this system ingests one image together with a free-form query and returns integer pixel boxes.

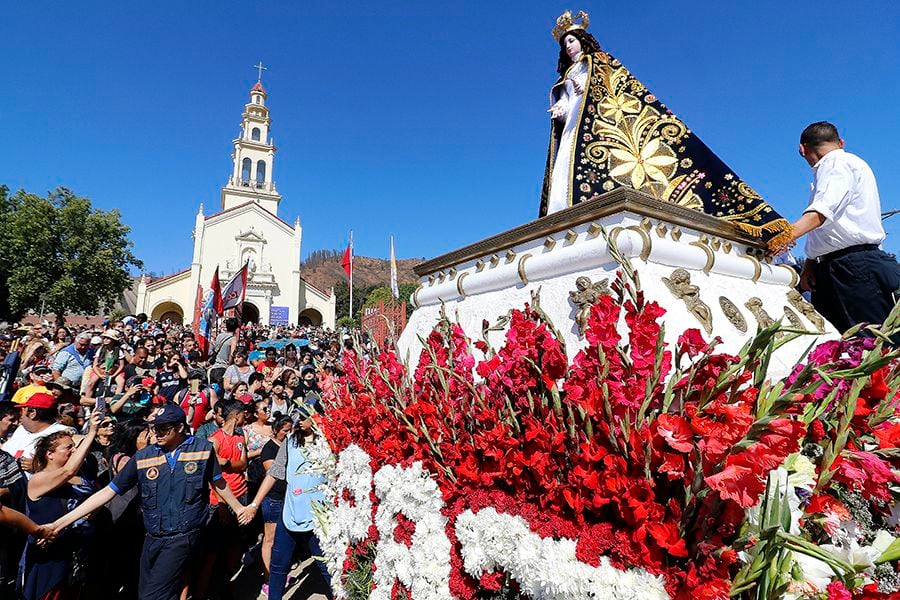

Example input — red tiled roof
[146,267,190,287]
[252,81,266,94]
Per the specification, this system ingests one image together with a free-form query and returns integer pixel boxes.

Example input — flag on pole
[341,237,353,279]
[221,262,248,312]
[390,235,399,299]
[198,267,222,359]
[211,267,223,315]
[342,232,354,318]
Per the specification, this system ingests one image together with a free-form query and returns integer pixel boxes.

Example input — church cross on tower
[253,61,267,82]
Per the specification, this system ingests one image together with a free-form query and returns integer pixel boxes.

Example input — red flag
[222,263,248,312]
[341,242,353,279]
[210,267,223,315]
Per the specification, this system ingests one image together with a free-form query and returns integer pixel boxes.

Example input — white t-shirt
[2,422,73,461]
[804,149,885,259]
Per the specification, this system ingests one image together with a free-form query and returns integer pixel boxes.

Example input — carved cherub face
[575,276,590,291]
[671,270,689,284]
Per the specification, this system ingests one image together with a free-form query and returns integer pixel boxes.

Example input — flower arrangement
[313,260,900,599]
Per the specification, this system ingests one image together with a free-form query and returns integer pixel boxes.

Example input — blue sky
[3,1,899,275]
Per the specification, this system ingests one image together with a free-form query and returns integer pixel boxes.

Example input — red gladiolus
[316,266,900,599]
[704,454,766,508]
[677,328,708,358]
[656,414,694,453]
[833,451,898,502]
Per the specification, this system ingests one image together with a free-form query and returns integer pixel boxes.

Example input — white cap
[90,335,103,344]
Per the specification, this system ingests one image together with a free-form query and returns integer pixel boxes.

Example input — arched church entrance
[150,301,184,325]
[298,308,323,327]
[241,302,260,324]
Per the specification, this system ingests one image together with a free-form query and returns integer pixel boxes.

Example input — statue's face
[563,34,582,61]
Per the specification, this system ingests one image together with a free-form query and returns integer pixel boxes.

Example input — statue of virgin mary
[540,11,792,251]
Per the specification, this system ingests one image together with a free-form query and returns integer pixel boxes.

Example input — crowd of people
[0,314,359,600]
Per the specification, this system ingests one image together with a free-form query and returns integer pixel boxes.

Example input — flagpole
[349,230,354,320]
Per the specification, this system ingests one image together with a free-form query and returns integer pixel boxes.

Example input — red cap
[141,377,156,388]
[21,392,57,409]
[237,393,254,405]
[152,394,168,406]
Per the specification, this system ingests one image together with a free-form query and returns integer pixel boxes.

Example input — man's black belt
[816,244,879,263]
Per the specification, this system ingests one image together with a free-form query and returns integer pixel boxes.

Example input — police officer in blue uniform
[51,404,250,600]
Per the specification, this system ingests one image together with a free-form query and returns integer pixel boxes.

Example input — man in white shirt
[1,392,70,471]
[779,122,900,333]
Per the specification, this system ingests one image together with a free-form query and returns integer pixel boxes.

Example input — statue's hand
[571,78,584,95]
[548,103,566,120]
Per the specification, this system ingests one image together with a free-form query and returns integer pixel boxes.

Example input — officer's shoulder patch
[146,466,160,481]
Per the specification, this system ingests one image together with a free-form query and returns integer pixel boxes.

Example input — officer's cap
[146,404,187,425]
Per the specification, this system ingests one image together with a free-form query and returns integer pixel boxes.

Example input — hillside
[300,251,422,294]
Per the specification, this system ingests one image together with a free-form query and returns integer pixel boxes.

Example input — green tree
[336,315,359,329]
[363,286,395,308]
[0,186,142,325]
[334,281,374,323]
[0,186,15,319]
[107,307,130,322]
[398,282,418,318]
[365,284,417,319]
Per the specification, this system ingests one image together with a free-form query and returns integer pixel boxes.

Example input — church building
[134,79,336,328]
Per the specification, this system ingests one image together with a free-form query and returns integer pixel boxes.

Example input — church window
[241,158,252,184]
[256,160,267,184]
[251,127,261,141]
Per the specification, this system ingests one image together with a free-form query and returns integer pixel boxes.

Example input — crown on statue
[552,10,590,41]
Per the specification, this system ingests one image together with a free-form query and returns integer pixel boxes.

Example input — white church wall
[144,270,193,323]
[298,282,337,330]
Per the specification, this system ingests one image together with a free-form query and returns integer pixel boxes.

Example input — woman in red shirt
[177,371,217,432]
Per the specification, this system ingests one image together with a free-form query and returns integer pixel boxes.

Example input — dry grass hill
[300,250,422,293]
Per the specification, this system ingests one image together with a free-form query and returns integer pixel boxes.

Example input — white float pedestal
[398,189,837,380]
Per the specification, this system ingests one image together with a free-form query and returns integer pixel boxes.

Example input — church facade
[134,81,336,328]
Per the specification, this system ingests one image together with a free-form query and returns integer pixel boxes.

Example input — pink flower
[826,580,852,600]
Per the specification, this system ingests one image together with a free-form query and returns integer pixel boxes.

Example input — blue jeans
[261,496,283,524]
[268,519,333,600]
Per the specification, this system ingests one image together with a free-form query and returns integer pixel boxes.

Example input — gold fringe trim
[733,217,790,238]
[765,227,795,254]
[733,218,794,253]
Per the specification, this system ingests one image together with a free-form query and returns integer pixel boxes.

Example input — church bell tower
[221,63,282,214]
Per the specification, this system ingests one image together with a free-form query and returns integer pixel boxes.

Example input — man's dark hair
[220,400,243,421]
[28,406,59,424]
[800,121,840,148]
[248,372,264,386]
[0,402,18,419]
[225,317,239,333]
